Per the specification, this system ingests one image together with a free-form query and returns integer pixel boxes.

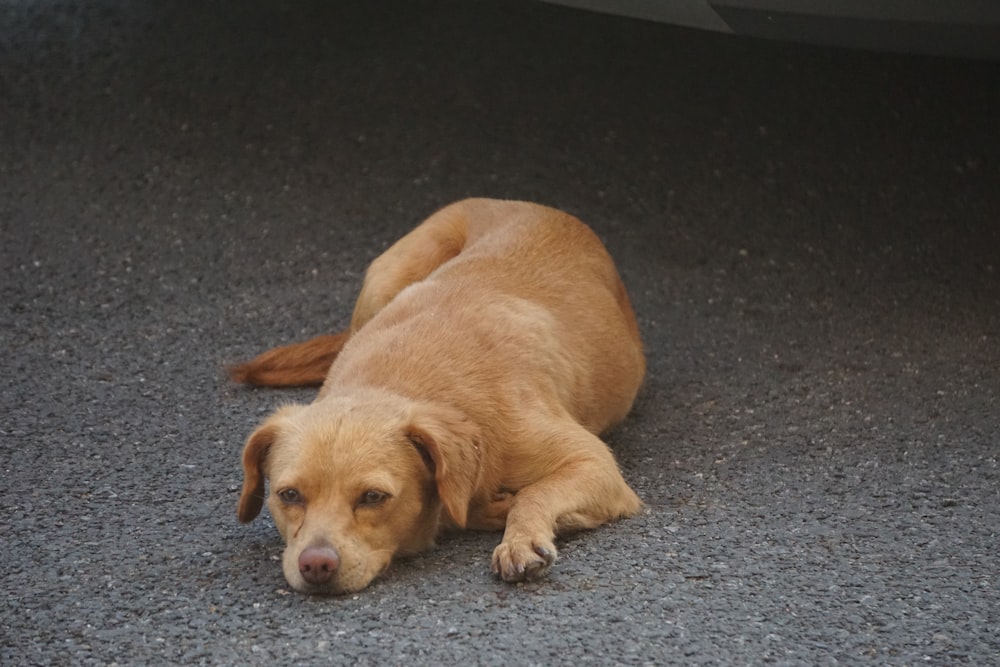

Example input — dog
[231,198,645,595]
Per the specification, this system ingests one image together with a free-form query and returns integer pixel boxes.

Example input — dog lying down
[231,198,645,595]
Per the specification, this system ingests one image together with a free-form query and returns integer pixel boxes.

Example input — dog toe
[491,537,557,582]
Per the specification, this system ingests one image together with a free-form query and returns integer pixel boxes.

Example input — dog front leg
[490,433,642,582]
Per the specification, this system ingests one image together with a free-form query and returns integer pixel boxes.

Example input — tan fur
[229,333,349,387]
[233,198,645,594]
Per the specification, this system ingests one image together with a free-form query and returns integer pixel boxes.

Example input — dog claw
[534,545,553,560]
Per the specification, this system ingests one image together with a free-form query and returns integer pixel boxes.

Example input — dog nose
[298,545,340,585]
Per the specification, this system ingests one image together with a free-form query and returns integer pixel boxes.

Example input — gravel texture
[2,1,998,665]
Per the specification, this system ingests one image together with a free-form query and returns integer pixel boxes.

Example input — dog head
[237,391,481,594]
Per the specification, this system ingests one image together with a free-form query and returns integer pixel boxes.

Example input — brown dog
[232,198,645,594]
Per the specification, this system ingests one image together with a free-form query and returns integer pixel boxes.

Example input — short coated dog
[231,198,645,595]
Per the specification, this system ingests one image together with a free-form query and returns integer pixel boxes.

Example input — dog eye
[277,488,303,505]
[356,490,389,508]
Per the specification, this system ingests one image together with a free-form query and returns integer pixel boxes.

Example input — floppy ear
[406,404,481,528]
[237,405,303,523]
[238,423,277,523]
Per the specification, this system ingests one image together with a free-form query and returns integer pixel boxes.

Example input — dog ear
[406,404,481,528]
[237,423,277,523]
[237,405,303,523]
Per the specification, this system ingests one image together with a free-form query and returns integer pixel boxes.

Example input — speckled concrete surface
[2,1,999,664]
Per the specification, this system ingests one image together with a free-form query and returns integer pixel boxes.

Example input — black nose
[298,545,340,585]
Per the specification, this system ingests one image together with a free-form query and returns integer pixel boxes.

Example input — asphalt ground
[2,1,999,665]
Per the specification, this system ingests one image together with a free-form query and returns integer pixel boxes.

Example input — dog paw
[491,537,557,582]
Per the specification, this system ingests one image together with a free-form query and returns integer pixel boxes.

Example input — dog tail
[228,332,350,387]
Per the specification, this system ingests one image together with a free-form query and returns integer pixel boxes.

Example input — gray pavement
[2,1,999,665]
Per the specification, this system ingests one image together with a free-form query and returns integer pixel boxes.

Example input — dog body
[234,198,644,594]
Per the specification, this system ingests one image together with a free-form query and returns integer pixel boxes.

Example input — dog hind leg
[349,202,473,331]
[230,201,479,387]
